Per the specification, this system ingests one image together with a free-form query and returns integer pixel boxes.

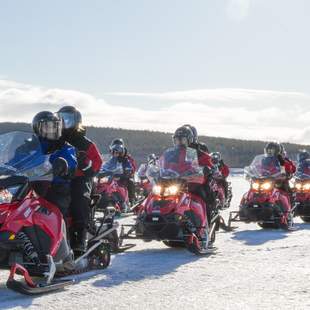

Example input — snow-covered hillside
[1,176,310,310]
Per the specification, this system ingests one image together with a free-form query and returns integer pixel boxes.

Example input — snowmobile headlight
[163,185,179,196]
[252,182,260,191]
[303,183,310,191]
[153,185,162,195]
[99,176,110,184]
[295,182,302,191]
[261,181,272,191]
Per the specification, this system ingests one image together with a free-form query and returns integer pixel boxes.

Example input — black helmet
[109,138,125,155]
[110,138,125,146]
[147,153,157,164]
[182,124,198,144]
[173,126,194,147]
[298,149,310,162]
[32,111,63,141]
[211,152,221,164]
[264,142,281,157]
[57,106,82,131]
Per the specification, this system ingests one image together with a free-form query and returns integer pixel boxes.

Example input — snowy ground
[1,176,310,310]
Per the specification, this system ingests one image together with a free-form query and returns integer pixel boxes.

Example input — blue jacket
[39,139,77,184]
[102,156,133,176]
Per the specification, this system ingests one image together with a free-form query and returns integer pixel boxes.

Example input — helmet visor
[38,120,62,140]
[110,144,125,155]
[58,112,76,129]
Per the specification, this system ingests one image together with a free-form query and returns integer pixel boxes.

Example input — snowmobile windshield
[148,146,204,184]
[0,131,52,181]
[137,163,147,178]
[244,154,284,180]
[295,159,310,179]
[100,157,124,176]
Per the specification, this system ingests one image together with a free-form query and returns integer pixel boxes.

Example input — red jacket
[126,154,137,174]
[219,163,230,178]
[283,158,296,175]
[197,149,213,168]
[66,133,103,177]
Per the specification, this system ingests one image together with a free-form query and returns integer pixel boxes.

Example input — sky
[0,0,309,143]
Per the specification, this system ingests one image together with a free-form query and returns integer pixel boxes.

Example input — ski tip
[6,279,74,296]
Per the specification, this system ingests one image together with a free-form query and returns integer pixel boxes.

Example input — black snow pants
[70,176,93,230]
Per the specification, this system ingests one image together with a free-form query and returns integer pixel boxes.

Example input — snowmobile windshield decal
[244,154,284,180]
[0,131,52,181]
[147,146,203,182]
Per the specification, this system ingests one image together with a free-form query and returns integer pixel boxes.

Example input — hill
[0,122,307,167]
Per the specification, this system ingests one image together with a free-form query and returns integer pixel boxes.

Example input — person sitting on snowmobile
[264,142,296,200]
[264,142,296,177]
[172,126,216,222]
[211,152,230,197]
[296,150,310,175]
[138,153,159,177]
[107,139,135,208]
[57,106,103,254]
[109,138,137,205]
[32,111,77,219]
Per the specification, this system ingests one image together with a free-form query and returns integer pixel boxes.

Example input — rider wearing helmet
[57,106,103,253]
[297,149,310,175]
[32,111,77,218]
[211,151,230,198]
[264,142,296,176]
[147,153,158,165]
[172,126,216,222]
[182,124,209,153]
[109,138,136,205]
[264,142,296,225]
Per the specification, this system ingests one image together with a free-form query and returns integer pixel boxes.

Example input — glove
[277,154,285,166]
[77,151,92,171]
[203,166,213,178]
[52,157,68,177]
[189,142,199,150]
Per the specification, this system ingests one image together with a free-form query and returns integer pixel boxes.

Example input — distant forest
[0,122,308,167]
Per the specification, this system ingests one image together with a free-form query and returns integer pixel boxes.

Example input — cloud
[0,79,309,144]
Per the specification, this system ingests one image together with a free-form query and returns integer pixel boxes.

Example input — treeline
[0,122,307,167]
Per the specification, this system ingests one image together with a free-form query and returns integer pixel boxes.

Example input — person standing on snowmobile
[57,106,103,254]
[32,111,77,219]
[108,138,136,207]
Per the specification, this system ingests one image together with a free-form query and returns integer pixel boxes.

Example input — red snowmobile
[0,132,120,295]
[120,146,222,255]
[212,168,232,209]
[95,165,130,216]
[291,163,310,222]
[135,163,152,198]
[229,154,294,230]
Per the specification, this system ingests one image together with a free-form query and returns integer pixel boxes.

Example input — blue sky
[0,0,309,143]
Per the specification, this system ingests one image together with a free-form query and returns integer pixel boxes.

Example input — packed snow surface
[1,176,310,310]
